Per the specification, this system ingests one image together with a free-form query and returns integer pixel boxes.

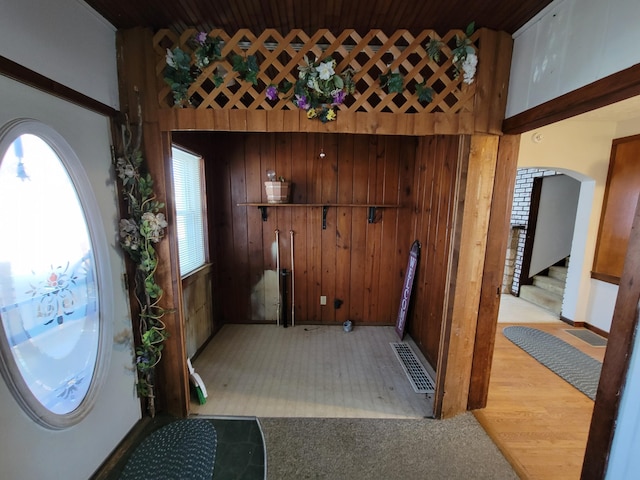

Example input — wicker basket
[264,181,290,203]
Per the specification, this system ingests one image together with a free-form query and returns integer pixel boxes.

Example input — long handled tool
[275,229,280,326]
[290,230,295,327]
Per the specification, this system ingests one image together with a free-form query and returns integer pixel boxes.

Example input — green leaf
[416,82,434,104]
[212,73,224,88]
[231,54,245,73]
[245,71,258,85]
[387,73,404,93]
[380,71,403,94]
[466,21,476,37]
[246,55,259,73]
[426,39,442,63]
[279,80,293,93]
[232,54,260,84]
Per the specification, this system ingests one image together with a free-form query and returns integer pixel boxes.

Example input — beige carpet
[260,414,519,480]
[191,324,434,418]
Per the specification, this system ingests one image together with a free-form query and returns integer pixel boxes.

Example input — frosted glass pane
[0,134,99,415]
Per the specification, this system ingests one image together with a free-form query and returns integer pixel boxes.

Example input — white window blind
[172,146,205,276]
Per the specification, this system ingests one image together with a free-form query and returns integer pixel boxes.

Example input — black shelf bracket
[258,206,268,221]
[322,205,329,229]
[368,206,377,223]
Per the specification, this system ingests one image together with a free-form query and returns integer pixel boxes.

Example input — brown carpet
[259,413,519,479]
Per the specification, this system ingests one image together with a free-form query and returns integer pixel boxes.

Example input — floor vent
[390,342,435,394]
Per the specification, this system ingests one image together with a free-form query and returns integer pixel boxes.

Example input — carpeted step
[519,285,562,315]
[533,274,565,295]
[548,265,568,282]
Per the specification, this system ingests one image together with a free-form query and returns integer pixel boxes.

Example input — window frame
[171,145,209,278]
[0,118,114,429]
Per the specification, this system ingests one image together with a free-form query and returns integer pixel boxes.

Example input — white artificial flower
[142,212,168,243]
[116,157,135,181]
[119,219,140,250]
[166,48,176,68]
[462,52,478,84]
[316,60,335,81]
[119,218,138,235]
[308,77,321,94]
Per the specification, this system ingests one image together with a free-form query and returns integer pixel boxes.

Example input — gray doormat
[503,326,602,400]
[564,328,608,347]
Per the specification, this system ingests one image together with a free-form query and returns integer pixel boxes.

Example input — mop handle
[275,229,280,326]
[290,230,295,327]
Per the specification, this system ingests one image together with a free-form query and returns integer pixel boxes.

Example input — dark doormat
[98,415,265,480]
[564,329,608,347]
[120,419,217,479]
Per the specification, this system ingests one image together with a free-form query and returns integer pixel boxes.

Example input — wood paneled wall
[409,135,462,369]
[216,132,414,325]
[182,264,215,358]
[173,131,460,370]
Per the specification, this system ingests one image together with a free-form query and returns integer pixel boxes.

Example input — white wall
[0,0,119,109]
[510,1,640,473]
[516,116,640,333]
[0,76,140,480]
[506,0,640,118]
[0,1,140,478]
[517,120,617,327]
[530,174,580,276]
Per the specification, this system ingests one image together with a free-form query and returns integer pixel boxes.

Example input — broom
[187,358,208,405]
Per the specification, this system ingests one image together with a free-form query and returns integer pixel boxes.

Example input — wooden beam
[158,108,476,135]
[0,54,118,118]
[502,63,640,135]
[582,194,640,479]
[435,134,499,418]
[117,27,190,417]
[468,134,519,410]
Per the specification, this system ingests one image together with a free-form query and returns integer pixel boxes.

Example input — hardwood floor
[475,298,606,480]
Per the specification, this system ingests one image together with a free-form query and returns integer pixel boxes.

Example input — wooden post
[582,194,640,479]
[468,134,520,409]
[117,27,189,417]
[474,29,513,135]
[434,134,499,418]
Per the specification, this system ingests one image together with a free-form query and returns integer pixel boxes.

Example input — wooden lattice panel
[153,29,479,115]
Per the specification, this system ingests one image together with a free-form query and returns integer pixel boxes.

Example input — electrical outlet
[320,295,327,305]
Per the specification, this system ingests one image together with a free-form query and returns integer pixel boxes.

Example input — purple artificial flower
[332,90,346,105]
[266,85,278,101]
[196,31,208,45]
[295,94,310,110]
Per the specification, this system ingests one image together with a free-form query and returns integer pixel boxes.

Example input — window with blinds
[172,146,206,277]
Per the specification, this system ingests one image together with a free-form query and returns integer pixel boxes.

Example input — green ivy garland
[115,102,170,416]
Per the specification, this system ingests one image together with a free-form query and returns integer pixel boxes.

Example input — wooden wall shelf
[237,203,401,228]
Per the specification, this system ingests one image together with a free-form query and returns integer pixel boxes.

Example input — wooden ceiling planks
[86,0,554,35]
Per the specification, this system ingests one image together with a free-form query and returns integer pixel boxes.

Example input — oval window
[0,119,112,429]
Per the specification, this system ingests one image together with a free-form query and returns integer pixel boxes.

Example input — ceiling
[84,0,554,36]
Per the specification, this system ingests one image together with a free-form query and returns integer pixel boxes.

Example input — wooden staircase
[519,262,567,315]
